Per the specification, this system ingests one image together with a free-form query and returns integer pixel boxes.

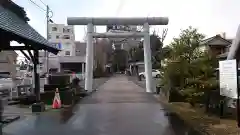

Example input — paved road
[72,75,176,135]
[3,75,197,135]
[127,76,159,90]
[79,77,109,90]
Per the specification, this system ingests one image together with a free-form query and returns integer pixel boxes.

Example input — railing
[16,85,33,96]
[8,84,32,100]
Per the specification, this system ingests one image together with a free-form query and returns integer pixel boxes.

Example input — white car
[139,69,161,79]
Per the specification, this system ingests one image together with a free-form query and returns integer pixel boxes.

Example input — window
[39,63,43,70]
[56,35,60,39]
[63,28,70,33]
[126,26,131,31]
[0,72,10,79]
[65,51,70,56]
[63,35,70,39]
[52,27,57,31]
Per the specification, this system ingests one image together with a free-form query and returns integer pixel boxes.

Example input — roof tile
[0,6,59,54]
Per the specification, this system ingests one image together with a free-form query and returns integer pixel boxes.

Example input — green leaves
[160,26,217,105]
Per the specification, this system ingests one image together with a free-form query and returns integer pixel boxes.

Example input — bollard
[156,86,161,94]
[138,75,142,81]
[219,100,224,118]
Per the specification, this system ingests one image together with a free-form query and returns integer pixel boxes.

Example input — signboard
[107,25,132,31]
[219,60,238,98]
[51,43,62,49]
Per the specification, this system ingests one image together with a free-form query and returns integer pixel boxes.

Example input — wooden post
[236,59,240,127]
[33,50,40,102]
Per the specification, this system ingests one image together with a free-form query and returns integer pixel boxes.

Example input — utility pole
[46,5,49,81]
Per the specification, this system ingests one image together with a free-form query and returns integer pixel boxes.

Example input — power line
[116,0,125,16]
[28,0,46,12]
[28,0,55,21]
[39,0,47,6]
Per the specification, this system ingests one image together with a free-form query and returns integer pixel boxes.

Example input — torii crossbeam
[67,17,169,93]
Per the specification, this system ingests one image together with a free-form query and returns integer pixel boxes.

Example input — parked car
[138,69,161,79]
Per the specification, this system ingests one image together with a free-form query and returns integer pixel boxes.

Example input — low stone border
[157,95,240,135]
[1,115,20,126]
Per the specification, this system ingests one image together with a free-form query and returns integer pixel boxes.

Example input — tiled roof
[201,36,215,45]
[201,35,232,45]
[227,39,233,43]
[0,5,59,54]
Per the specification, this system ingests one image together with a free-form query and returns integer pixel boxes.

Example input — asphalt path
[3,75,199,135]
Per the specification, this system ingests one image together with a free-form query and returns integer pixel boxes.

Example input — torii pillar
[67,17,169,92]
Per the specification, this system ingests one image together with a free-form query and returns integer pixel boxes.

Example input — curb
[155,95,212,135]
[1,115,20,126]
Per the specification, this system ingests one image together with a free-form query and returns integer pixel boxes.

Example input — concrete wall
[39,52,86,73]
[75,41,86,56]
[59,56,85,63]
[0,51,17,78]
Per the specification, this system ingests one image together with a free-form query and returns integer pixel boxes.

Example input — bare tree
[160,28,168,43]
[94,38,112,71]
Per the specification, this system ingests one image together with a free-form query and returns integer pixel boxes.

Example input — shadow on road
[60,106,74,123]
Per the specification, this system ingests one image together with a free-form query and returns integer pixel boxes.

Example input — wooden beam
[20,50,30,61]
[1,46,31,50]
[27,50,34,62]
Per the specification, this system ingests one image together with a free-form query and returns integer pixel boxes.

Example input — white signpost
[219,59,238,99]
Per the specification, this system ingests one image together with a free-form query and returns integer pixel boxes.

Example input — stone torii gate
[67,17,169,93]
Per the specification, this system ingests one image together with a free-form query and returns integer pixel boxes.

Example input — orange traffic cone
[52,88,61,109]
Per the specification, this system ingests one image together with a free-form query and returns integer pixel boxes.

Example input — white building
[48,24,76,56]
[39,24,86,75]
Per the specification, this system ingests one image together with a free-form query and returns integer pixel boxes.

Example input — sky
[12,0,240,45]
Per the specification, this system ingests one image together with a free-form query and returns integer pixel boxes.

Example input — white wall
[0,51,17,78]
